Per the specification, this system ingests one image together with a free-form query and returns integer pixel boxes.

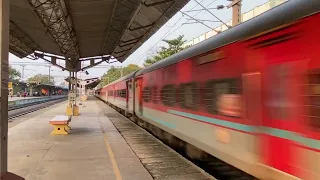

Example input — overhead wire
[131,0,219,65]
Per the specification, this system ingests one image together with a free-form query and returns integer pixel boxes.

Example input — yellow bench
[49,115,72,135]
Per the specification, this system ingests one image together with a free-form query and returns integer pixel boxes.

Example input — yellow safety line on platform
[104,136,122,180]
[99,118,122,180]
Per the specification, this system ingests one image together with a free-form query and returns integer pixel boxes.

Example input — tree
[143,35,187,67]
[27,74,55,85]
[100,64,142,86]
[9,66,21,82]
[122,64,142,76]
[163,35,186,54]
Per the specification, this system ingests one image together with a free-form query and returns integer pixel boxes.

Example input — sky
[9,0,270,86]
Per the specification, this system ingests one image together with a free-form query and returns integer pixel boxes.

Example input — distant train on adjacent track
[96,0,320,179]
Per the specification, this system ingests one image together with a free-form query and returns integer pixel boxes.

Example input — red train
[96,1,320,179]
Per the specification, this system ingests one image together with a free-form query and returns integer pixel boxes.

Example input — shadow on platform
[1,172,24,180]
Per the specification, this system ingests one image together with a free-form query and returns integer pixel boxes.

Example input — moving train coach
[96,0,320,179]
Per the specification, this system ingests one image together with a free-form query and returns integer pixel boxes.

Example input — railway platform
[8,96,213,180]
[8,96,39,101]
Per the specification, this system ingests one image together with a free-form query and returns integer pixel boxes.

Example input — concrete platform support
[66,104,79,116]
[0,0,9,177]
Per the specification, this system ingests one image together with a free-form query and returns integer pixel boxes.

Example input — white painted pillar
[0,0,9,176]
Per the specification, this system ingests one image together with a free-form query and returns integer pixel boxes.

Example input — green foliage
[122,64,142,76]
[13,85,22,94]
[97,35,187,88]
[9,66,21,82]
[143,35,187,67]
[27,74,55,85]
[99,64,142,87]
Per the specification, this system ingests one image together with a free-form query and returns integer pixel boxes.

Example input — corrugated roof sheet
[9,0,189,64]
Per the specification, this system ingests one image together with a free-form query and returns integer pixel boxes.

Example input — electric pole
[20,65,26,80]
[47,65,51,83]
[20,65,26,92]
[228,0,242,26]
[47,65,51,96]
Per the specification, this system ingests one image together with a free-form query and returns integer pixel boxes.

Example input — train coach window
[204,79,242,117]
[161,84,176,106]
[305,70,320,130]
[121,89,127,98]
[152,86,158,103]
[266,64,294,120]
[119,89,123,98]
[177,83,198,110]
[143,87,151,102]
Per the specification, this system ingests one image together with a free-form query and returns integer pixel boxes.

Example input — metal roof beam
[119,40,139,48]
[28,0,80,59]
[9,21,42,58]
[113,54,125,59]
[121,36,143,44]
[101,0,141,59]
[81,56,111,71]
[129,23,154,31]
[114,47,132,54]
[110,0,182,62]
[33,52,69,71]
[9,35,32,58]
[143,0,174,7]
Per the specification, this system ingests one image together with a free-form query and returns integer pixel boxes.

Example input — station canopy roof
[85,79,101,89]
[15,81,68,90]
[64,77,101,89]
[10,0,189,71]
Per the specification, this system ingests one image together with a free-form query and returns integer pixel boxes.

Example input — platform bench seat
[49,115,72,135]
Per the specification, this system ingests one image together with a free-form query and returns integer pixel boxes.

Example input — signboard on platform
[8,82,12,89]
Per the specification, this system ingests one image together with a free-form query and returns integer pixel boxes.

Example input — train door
[242,72,262,163]
[127,80,134,112]
[126,80,130,109]
[106,88,108,102]
[261,61,304,177]
[243,72,262,125]
[134,77,143,116]
[112,85,115,104]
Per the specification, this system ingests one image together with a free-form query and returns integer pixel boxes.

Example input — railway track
[97,97,258,180]
[8,96,67,120]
